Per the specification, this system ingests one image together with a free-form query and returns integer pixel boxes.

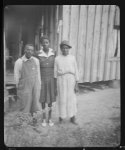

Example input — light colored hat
[60,40,72,48]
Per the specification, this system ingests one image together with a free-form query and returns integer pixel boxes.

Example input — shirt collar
[21,55,33,62]
[38,48,54,57]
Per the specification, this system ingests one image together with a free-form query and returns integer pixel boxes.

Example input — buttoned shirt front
[14,55,41,86]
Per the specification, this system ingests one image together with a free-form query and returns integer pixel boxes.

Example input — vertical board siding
[53,8,56,51]
[50,6,54,49]
[84,5,96,82]
[117,29,120,57]
[57,20,63,55]
[62,5,70,41]
[62,5,120,83]
[109,29,117,80]
[116,61,120,80]
[90,5,102,82]
[69,5,79,56]
[97,5,109,81]
[55,5,59,55]
[44,6,48,36]
[104,5,116,81]
[76,5,87,82]
[115,30,120,80]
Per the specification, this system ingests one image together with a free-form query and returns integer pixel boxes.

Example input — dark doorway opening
[4,5,62,84]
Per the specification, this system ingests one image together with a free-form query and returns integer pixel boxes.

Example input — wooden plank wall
[62,5,120,83]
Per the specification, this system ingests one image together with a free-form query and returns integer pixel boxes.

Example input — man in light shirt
[14,44,42,114]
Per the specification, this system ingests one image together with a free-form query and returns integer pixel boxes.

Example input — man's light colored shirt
[14,55,41,86]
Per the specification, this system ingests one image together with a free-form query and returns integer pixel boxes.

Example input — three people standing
[14,39,79,126]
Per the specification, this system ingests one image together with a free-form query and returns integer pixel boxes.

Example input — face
[61,45,70,56]
[25,45,34,59]
[41,39,49,51]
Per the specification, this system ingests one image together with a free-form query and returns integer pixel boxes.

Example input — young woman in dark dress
[37,36,56,126]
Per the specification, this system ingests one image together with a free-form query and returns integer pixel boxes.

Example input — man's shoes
[70,116,78,125]
[59,117,63,123]
[48,120,54,126]
[41,119,47,127]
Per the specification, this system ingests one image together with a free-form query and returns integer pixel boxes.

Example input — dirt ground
[4,81,120,147]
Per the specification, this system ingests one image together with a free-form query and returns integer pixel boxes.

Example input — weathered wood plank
[62,5,70,41]
[76,5,87,83]
[103,5,116,81]
[53,7,56,51]
[97,5,109,81]
[69,5,79,56]
[50,6,54,49]
[84,5,96,82]
[57,20,63,55]
[45,6,49,36]
[90,5,102,82]
[109,28,117,80]
[116,61,120,80]
[55,5,59,54]
[117,29,120,57]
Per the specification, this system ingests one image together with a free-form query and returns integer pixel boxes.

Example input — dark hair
[24,44,34,50]
[40,36,49,43]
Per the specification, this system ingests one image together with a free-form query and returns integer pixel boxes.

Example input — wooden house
[4,5,120,84]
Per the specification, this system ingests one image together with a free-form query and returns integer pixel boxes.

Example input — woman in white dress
[54,40,79,124]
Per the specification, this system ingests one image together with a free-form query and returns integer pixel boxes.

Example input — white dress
[54,54,79,118]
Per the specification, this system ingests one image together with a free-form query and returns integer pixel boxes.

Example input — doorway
[4,5,62,83]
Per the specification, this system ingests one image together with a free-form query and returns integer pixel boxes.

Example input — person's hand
[74,82,79,93]
[57,70,64,76]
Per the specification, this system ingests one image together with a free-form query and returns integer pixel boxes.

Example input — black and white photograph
[4,5,120,147]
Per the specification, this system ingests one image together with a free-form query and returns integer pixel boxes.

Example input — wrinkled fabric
[54,55,79,118]
[38,49,56,104]
[17,58,41,113]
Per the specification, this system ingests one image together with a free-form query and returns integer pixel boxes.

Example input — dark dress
[37,49,56,105]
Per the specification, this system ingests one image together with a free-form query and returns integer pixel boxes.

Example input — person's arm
[74,57,79,93]
[34,58,41,86]
[54,58,58,96]
[14,59,22,88]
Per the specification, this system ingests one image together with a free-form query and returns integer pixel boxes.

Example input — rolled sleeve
[14,59,22,86]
